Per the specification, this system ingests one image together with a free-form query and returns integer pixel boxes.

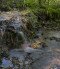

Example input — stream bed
[0,31,60,69]
[0,12,60,69]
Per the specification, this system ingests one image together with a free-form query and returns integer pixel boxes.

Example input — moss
[3,30,24,48]
[0,48,2,65]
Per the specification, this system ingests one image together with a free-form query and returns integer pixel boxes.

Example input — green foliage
[26,13,38,29]
[0,0,24,11]
[0,0,60,14]
[0,0,60,29]
[24,0,39,9]
[25,12,40,39]
[3,30,24,48]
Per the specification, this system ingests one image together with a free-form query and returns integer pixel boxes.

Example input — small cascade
[18,31,27,43]
[2,12,28,48]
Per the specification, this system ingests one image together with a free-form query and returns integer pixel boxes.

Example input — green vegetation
[0,0,60,29]
[3,30,24,48]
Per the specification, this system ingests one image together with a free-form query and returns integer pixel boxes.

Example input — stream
[1,31,60,69]
[0,12,60,69]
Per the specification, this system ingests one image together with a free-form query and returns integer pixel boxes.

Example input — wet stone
[50,64,60,69]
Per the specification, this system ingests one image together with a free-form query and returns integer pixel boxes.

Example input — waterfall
[18,31,27,43]
[0,12,28,48]
[9,12,28,43]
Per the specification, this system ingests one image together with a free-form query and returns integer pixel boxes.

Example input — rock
[41,42,48,48]
[12,57,20,65]
[31,40,42,49]
[55,38,60,42]
[1,57,13,68]
[50,37,56,40]
[1,51,9,58]
[50,65,58,69]
[34,35,39,39]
